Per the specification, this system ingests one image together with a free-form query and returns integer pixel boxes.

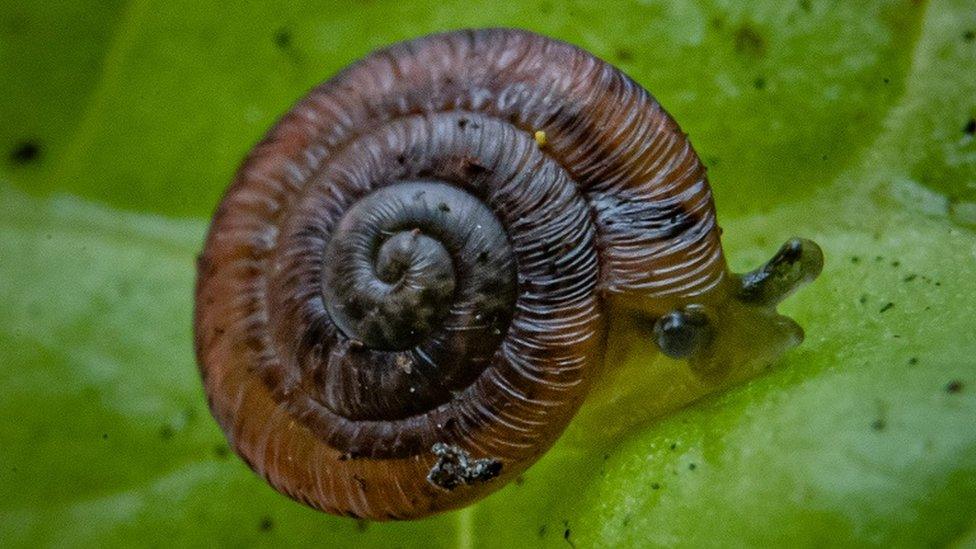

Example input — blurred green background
[1,0,974,547]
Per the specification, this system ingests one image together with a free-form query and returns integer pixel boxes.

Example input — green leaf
[1,1,973,547]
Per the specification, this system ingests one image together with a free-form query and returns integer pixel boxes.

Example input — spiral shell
[195,28,743,520]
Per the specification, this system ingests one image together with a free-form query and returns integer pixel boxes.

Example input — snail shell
[194,28,822,520]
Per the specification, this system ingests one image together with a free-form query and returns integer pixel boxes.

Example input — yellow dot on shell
[534,130,548,147]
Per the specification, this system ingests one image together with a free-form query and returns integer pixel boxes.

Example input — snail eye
[653,306,713,359]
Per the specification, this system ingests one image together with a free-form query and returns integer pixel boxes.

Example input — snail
[194,28,823,520]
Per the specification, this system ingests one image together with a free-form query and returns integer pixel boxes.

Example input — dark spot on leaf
[734,25,765,57]
[258,516,274,532]
[964,30,975,42]
[964,118,976,136]
[799,0,811,12]
[9,140,41,165]
[710,17,724,30]
[273,28,291,49]
[356,519,369,532]
[908,357,919,366]
[850,255,861,264]
[946,380,964,394]
[615,48,633,62]
[688,463,697,470]
[669,442,677,450]
[101,433,109,440]
[859,294,868,305]
[753,76,766,90]
[538,524,548,538]
[214,445,229,459]
[879,302,895,313]
[883,77,890,84]
[890,260,901,267]
[651,482,661,490]
[871,418,886,431]
[159,425,175,440]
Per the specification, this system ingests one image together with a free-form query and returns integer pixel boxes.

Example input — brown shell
[194,28,726,520]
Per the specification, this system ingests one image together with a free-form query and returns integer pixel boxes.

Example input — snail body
[194,28,822,520]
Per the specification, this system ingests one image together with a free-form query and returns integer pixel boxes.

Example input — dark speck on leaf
[734,25,765,57]
[159,425,175,440]
[688,463,697,470]
[964,30,975,42]
[879,302,894,313]
[9,140,41,165]
[753,76,766,89]
[670,442,677,450]
[908,357,919,366]
[946,380,964,394]
[615,48,633,62]
[214,444,230,459]
[859,294,868,305]
[965,118,976,136]
[850,255,861,264]
[258,516,274,532]
[273,28,291,49]
[871,418,886,431]
[651,482,661,489]
[883,77,890,84]
[102,433,109,440]
[356,519,369,532]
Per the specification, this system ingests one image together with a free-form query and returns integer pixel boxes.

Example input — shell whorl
[194,28,725,519]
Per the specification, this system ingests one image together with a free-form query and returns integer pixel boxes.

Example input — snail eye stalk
[737,237,824,306]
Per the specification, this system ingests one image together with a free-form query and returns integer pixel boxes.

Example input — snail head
[651,238,824,379]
